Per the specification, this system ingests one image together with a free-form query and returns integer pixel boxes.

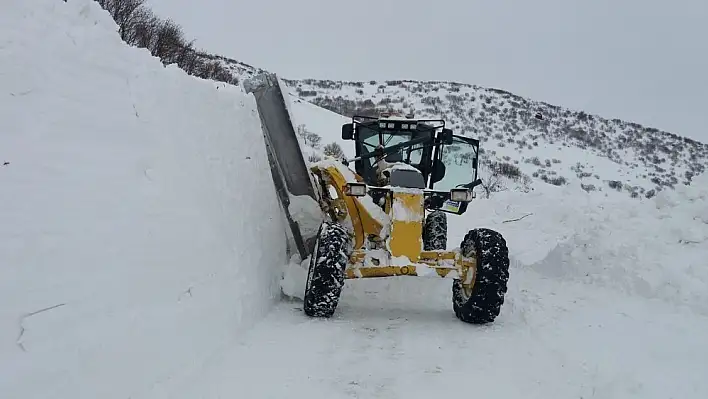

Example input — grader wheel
[303,221,352,318]
[423,210,447,250]
[452,228,510,324]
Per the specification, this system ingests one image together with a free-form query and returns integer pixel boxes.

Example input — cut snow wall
[0,1,287,397]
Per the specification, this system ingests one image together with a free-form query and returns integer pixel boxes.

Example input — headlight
[450,188,473,202]
[344,182,367,197]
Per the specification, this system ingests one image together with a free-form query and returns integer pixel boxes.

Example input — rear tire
[303,221,351,318]
[452,228,510,324]
[423,210,447,250]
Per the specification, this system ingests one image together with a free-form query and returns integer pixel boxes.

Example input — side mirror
[342,123,354,140]
[440,128,453,145]
[472,157,478,169]
[430,158,446,184]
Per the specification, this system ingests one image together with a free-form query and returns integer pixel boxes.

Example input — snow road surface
[153,273,708,399]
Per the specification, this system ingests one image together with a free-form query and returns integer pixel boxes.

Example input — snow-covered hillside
[0,1,287,397]
[218,57,708,200]
[286,78,708,198]
[83,0,708,200]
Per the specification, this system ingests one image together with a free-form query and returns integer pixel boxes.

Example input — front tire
[303,221,351,318]
[452,228,510,324]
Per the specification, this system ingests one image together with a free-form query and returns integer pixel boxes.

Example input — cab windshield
[361,129,424,165]
[353,123,435,185]
[357,124,427,172]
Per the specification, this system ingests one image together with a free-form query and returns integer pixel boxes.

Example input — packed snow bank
[0,1,286,397]
[449,175,708,315]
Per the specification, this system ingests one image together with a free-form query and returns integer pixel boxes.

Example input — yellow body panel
[387,191,424,260]
[310,159,476,291]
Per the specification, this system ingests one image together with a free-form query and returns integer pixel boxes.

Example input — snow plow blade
[244,73,318,260]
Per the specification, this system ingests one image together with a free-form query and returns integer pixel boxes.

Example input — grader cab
[245,74,510,325]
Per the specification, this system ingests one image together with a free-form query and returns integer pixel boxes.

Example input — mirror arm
[457,179,482,190]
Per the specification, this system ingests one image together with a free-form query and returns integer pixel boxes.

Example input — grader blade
[244,73,319,259]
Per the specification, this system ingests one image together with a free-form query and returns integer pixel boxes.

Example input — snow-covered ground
[150,273,708,399]
[3,1,708,398]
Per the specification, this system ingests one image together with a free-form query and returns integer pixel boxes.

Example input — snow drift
[0,1,287,397]
[448,173,708,316]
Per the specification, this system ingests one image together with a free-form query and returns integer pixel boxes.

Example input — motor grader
[245,74,510,324]
[304,115,510,323]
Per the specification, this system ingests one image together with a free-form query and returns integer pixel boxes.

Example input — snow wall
[0,1,288,397]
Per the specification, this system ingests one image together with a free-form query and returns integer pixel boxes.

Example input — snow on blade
[288,194,325,239]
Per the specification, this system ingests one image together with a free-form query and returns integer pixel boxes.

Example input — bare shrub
[323,142,345,159]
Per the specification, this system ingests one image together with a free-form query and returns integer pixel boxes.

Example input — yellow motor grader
[245,74,510,324]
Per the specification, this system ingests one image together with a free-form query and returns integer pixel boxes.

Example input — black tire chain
[452,228,510,324]
[303,221,351,318]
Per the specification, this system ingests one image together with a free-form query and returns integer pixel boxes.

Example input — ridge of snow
[448,174,708,315]
[0,1,287,397]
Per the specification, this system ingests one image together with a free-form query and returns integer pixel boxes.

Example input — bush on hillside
[323,142,345,159]
[489,161,522,180]
[94,0,238,85]
[543,175,567,186]
[296,124,322,149]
